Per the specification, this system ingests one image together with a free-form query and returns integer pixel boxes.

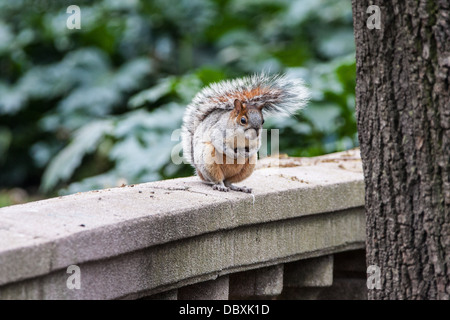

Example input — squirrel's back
[181,73,309,165]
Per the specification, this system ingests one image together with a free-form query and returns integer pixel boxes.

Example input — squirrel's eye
[262,119,265,125]
[240,117,247,124]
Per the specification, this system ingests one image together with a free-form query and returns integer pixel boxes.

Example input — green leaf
[0,84,27,115]
[111,57,153,92]
[128,78,175,108]
[40,119,114,192]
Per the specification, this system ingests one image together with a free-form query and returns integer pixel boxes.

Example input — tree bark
[352,0,450,299]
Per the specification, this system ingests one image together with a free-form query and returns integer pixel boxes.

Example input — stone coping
[0,149,364,298]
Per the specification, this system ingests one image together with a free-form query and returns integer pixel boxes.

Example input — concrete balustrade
[0,149,367,299]
[229,264,284,299]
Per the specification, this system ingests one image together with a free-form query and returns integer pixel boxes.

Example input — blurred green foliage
[0,0,357,198]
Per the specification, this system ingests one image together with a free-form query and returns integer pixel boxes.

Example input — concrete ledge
[0,149,364,299]
[178,276,229,300]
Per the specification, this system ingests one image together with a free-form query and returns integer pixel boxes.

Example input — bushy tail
[181,73,310,164]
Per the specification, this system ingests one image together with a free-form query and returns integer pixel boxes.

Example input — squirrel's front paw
[212,184,230,192]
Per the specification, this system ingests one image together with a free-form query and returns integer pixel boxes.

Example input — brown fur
[199,142,256,184]
[209,86,281,105]
[223,153,256,183]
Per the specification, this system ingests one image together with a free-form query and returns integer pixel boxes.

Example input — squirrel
[181,73,309,193]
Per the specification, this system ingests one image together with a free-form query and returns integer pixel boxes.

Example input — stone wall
[0,149,367,299]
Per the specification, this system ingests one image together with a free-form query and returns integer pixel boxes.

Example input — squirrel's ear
[234,99,243,113]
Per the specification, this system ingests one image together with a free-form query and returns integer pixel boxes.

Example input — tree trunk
[352,0,450,299]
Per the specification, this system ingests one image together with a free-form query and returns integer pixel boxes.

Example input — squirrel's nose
[245,127,259,140]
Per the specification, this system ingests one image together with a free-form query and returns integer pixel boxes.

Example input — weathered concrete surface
[229,264,284,298]
[284,255,334,287]
[280,250,368,300]
[0,149,364,299]
[143,289,178,300]
[0,208,365,299]
[178,276,229,300]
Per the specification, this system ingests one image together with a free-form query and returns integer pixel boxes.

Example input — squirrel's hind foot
[212,184,230,192]
[227,184,252,193]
